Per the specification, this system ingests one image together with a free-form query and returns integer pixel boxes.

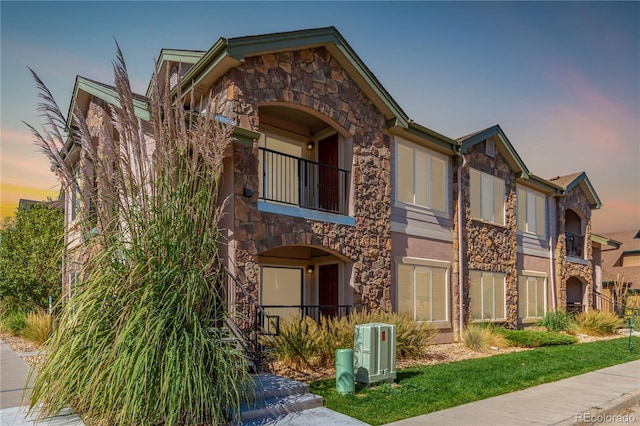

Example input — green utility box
[354,323,396,384]
[335,349,355,394]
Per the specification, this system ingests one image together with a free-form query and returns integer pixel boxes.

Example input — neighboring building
[61,27,608,343]
[595,230,640,310]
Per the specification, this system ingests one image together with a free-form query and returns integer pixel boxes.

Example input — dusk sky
[1,1,638,233]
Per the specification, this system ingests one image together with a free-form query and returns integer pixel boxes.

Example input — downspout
[456,153,467,339]
[548,195,557,311]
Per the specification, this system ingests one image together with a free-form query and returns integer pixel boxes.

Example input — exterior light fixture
[242,187,253,198]
[307,141,315,150]
[307,265,315,274]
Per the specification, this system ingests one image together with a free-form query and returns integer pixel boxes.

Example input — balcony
[565,232,584,259]
[259,148,350,215]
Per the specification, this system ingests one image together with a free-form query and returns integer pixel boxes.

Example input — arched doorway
[566,277,585,313]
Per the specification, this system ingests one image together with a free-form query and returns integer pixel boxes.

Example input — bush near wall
[261,311,437,368]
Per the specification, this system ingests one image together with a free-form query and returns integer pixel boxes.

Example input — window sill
[393,200,449,218]
[566,256,588,265]
[471,218,507,229]
[258,201,355,226]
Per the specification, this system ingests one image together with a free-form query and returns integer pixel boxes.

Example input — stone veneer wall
[457,138,519,329]
[207,47,392,312]
[555,185,593,310]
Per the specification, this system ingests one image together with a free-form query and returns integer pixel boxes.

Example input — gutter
[456,152,467,339]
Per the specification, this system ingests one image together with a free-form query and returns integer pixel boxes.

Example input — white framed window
[518,273,546,319]
[396,258,448,322]
[396,138,448,212]
[470,168,504,226]
[517,186,545,237]
[470,270,506,321]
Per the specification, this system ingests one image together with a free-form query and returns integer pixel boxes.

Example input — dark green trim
[174,38,230,97]
[387,118,458,152]
[146,49,206,97]
[68,76,150,126]
[527,175,564,194]
[459,125,530,178]
[233,126,260,146]
[565,172,602,209]
[623,250,640,255]
[591,234,622,249]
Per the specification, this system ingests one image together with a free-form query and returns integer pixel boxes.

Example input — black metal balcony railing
[259,148,350,215]
[261,305,352,323]
[565,232,584,258]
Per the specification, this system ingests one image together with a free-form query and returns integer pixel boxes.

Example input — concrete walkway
[385,359,640,426]
[0,339,84,425]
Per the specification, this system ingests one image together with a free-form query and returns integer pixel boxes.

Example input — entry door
[319,264,339,318]
[318,134,339,212]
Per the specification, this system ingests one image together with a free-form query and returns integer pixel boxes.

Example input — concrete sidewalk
[385,359,640,426]
[0,339,84,425]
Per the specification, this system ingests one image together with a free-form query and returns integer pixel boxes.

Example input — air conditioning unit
[354,323,396,384]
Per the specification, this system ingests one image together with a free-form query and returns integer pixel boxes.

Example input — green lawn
[310,337,640,425]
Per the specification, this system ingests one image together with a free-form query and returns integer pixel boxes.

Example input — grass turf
[310,336,640,425]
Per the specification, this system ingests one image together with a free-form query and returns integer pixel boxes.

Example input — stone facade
[456,137,519,329]
[555,185,594,309]
[208,47,392,312]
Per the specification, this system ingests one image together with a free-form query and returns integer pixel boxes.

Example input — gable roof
[68,76,150,125]
[146,49,206,98]
[457,124,530,178]
[549,172,602,209]
[162,26,456,150]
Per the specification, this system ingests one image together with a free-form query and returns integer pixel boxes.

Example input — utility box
[354,322,396,384]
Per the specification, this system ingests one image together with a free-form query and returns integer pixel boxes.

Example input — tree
[0,202,63,310]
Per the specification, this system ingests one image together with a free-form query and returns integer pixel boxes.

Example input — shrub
[263,315,320,368]
[572,311,624,336]
[1,310,27,335]
[626,296,640,310]
[497,329,577,347]
[261,311,437,368]
[536,310,574,332]
[462,324,508,353]
[21,309,51,346]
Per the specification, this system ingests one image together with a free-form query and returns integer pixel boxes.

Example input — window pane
[517,189,527,232]
[415,267,431,321]
[482,273,495,320]
[481,173,493,222]
[527,192,536,233]
[398,144,414,204]
[536,277,546,317]
[261,267,302,322]
[397,264,414,317]
[518,275,527,318]
[527,279,537,318]
[494,273,505,320]
[432,267,447,321]
[470,169,481,220]
[470,271,482,320]
[536,195,545,236]
[415,150,430,207]
[493,177,505,225]
[431,157,446,212]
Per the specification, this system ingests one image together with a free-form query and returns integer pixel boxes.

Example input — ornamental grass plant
[572,310,624,336]
[21,308,51,346]
[261,311,437,368]
[26,46,251,425]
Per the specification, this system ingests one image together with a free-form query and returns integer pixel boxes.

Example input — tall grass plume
[26,44,250,425]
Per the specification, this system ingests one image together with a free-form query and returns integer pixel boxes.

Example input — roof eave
[460,125,530,178]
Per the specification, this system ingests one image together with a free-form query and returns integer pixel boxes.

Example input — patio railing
[259,147,350,215]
